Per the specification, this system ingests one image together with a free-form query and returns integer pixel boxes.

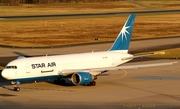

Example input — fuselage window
[5,66,17,69]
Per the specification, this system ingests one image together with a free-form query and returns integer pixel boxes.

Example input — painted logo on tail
[109,14,136,52]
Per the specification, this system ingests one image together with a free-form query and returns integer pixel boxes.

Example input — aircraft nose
[1,70,9,79]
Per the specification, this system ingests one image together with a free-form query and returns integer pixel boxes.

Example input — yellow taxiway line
[111,70,128,80]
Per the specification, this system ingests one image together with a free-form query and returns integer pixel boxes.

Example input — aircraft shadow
[46,78,76,87]
[1,85,15,91]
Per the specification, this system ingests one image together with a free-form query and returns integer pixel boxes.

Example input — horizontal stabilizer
[121,54,154,61]
[122,52,166,61]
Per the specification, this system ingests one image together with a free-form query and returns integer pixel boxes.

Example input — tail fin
[109,14,136,52]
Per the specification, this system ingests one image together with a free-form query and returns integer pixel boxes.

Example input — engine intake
[71,72,93,85]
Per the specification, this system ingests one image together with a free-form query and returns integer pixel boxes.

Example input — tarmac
[0,37,180,109]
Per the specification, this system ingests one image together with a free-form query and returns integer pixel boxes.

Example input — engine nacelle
[71,72,93,85]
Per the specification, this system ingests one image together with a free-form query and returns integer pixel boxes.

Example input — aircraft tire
[14,87,20,91]
[91,81,96,86]
[87,81,96,86]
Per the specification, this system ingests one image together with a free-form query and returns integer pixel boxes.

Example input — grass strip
[0,2,142,16]
[134,48,180,59]
[0,14,180,47]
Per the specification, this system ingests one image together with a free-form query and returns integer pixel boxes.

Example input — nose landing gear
[12,81,20,91]
[14,86,20,91]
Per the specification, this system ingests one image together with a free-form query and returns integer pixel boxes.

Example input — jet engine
[71,72,94,85]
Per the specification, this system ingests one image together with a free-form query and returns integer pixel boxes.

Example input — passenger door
[25,64,30,73]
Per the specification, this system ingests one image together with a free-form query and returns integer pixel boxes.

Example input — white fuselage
[2,51,133,80]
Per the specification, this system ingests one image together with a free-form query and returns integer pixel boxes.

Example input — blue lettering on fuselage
[31,62,56,69]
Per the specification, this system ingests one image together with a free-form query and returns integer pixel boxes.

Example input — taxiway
[0,37,179,109]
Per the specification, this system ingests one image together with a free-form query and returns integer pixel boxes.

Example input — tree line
[0,0,121,6]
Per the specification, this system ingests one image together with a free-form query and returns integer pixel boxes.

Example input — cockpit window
[5,66,17,69]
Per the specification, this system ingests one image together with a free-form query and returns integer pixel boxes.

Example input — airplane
[1,14,177,91]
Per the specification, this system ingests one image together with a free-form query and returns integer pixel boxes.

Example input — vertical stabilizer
[109,14,136,52]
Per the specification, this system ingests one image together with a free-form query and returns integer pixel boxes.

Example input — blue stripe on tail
[109,14,136,51]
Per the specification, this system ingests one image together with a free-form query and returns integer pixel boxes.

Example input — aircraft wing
[93,62,177,71]
[60,62,177,76]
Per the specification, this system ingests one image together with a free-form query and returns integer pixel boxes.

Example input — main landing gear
[87,81,96,86]
[11,81,20,91]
